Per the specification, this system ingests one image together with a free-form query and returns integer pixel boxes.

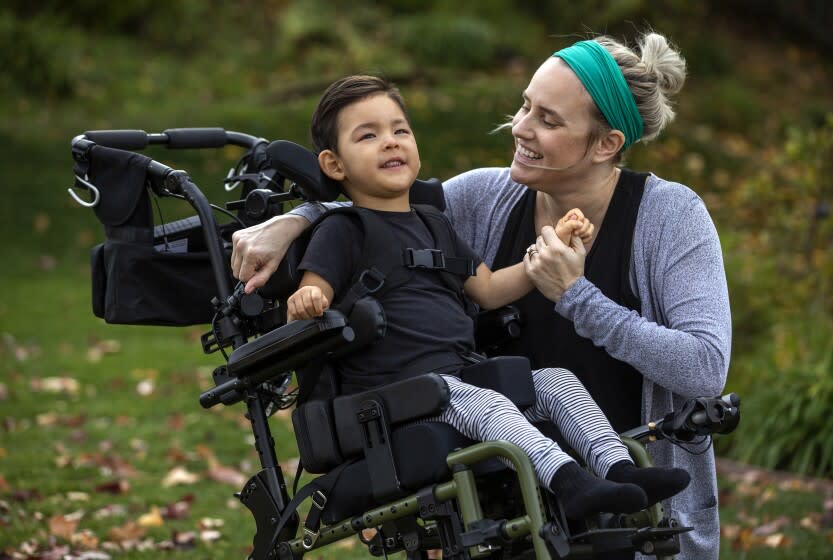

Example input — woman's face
[509,57,597,187]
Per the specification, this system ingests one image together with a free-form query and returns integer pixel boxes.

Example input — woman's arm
[557,189,731,398]
[230,202,346,293]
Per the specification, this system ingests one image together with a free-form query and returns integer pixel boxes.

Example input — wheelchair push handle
[622,393,740,443]
[79,128,265,151]
[686,393,740,435]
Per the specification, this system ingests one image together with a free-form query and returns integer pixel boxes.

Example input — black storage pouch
[291,400,344,474]
[86,144,235,326]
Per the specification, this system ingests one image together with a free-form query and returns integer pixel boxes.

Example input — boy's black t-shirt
[299,208,482,393]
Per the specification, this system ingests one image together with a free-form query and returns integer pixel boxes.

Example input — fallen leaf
[95,480,130,495]
[33,543,70,560]
[67,491,90,502]
[197,445,247,487]
[763,533,791,548]
[752,515,790,536]
[172,530,196,549]
[49,513,79,540]
[199,529,222,543]
[108,520,146,542]
[732,527,753,551]
[166,446,189,463]
[161,498,191,520]
[799,514,820,531]
[93,504,128,519]
[198,517,224,529]
[71,552,111,560]
[30,376,80,395]
[136,379,155,396]
[71,529,100,550]
[207,462,247,487]
[721,523,741,540]
[162,466,200,487]
[138,506,164,527]
[37,412,59,426]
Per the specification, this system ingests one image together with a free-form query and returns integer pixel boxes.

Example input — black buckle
[403,248,446,270]
[311,490,327,510]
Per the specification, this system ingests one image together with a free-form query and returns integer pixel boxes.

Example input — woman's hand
[523,225,587,302]
[230,214,309,293]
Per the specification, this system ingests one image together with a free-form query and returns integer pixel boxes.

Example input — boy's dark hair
[310,75,409,154]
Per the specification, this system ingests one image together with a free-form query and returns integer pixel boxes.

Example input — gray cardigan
[292,167,732,559]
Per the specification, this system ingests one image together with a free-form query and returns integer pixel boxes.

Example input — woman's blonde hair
[595,31,687,145]
[495,31,687,161]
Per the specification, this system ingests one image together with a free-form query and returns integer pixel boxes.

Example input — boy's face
[320,93,420,206]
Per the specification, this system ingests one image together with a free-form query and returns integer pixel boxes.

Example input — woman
[230,31,731,560]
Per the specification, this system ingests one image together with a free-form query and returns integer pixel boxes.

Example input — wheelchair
[69,128,741,560]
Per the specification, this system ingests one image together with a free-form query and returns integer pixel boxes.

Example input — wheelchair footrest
[542,522,692,558]
[574,524,691,557]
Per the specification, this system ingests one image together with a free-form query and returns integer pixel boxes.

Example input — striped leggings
[431,367,632,487]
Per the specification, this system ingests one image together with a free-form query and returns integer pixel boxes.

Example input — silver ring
[526,247,538,257]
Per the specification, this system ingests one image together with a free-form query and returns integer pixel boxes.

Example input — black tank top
[490,169,648,432]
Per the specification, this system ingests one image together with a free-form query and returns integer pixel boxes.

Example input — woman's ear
[318,150,345,181]
[593,129,625,162]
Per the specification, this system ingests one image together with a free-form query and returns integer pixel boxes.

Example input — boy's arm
[463,262,533,310]
[286,271,335,321]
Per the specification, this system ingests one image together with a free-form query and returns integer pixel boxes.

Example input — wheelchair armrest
[201,311,354,408]
[333,373,450,457]
[226,310,354,381]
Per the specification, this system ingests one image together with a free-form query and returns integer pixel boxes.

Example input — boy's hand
[555,208,595,245]
[286,285,330,322]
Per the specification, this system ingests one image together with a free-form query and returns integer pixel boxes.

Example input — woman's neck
[534,166,621,241]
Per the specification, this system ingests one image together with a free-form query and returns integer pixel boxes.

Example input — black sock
[549,462,648,520]
[606,461,691,505]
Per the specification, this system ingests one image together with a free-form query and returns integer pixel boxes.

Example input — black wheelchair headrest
[265,140,342,203]
[264,140,446,211]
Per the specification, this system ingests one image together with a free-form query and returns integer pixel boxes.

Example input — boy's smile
[318,93,420,211]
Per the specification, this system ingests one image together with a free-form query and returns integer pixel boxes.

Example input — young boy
[287,75,689,519]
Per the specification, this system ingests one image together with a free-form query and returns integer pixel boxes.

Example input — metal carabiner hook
[67,174,101,208]
[224,162,248,192]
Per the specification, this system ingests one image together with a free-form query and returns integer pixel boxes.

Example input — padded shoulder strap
[308,207,410,315]
[411,204,476,278]
[411,205,476,314]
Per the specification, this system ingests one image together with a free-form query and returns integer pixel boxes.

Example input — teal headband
[553,40,643,151]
